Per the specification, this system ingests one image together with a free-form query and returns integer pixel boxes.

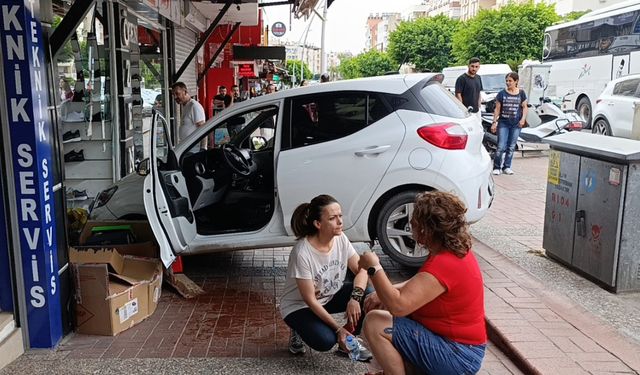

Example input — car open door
[143,111,197,267]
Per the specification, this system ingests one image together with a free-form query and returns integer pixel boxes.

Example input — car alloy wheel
[592,118,611,136]
[376,191,429,267]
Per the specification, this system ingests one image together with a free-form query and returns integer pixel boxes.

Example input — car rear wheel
[577,97,592,129]
[376,191,429,268]
[592,118,612,136]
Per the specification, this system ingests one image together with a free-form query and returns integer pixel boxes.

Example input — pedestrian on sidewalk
[172,81,206,152]
[455,57,483,113]
[279,194,373,362]
[359,191,486,375]
[491,72,528,175]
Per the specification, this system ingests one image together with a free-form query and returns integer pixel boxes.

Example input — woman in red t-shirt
[360,191,486,375]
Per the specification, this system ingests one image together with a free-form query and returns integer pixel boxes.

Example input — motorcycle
[481,90,585,156]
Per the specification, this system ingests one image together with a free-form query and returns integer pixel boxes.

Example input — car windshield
[481,74,506,92]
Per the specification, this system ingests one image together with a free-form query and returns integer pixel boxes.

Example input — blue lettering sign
[0,0,62,348]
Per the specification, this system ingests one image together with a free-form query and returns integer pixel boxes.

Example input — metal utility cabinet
[543,132,640,292]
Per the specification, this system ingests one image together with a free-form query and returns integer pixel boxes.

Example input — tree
[284,59,312,85]
[338,50,395,79]
[452,2,560,69]
[52,16,74,62]
[338,56,361,79]
[355,50,396,77]
[387,15,460,72]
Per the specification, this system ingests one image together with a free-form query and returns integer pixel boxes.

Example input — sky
[261,0,424,54]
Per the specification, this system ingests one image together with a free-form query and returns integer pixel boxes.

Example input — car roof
[229,73,437,110]
[609,73,640,85]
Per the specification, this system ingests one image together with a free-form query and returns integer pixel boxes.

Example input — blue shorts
[392,317,486,375]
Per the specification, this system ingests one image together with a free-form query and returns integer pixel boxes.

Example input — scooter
[481,90,585,155]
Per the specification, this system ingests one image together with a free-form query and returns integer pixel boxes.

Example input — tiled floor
[56,247,522,373]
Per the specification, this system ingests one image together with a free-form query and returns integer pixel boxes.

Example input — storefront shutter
[173,27,198,95]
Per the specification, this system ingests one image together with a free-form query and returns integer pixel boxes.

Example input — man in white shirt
[172,82,206,150]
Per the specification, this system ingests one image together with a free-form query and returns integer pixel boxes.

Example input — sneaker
[64,149,85,162]
[337,337,373,362]
[289,330,306,355]
[62,129,81,143]
[492,169,501,175]
[503,168,515,175]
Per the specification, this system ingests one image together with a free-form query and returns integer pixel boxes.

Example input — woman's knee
[363,310,392,340]
[307,335,337,352]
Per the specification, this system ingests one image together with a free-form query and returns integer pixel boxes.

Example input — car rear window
[418,83,468,119]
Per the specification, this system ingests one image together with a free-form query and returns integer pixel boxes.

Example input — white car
[93,74,494,267]
[592,74,640,138]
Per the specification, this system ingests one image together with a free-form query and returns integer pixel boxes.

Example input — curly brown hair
[411,191,472,257]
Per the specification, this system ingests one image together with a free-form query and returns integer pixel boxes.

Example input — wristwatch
[367,265,383,276]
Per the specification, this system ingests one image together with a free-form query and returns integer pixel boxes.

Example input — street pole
[320,0,327,74]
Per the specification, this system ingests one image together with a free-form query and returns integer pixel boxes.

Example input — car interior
[156,106,278,235]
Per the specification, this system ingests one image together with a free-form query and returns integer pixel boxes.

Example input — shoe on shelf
[502,168,515,175]
[64,149,85,162]
[337,337,373,362]
[289,330,306,355]
[62,129,81,143]
[66,189,88,201]
[492,169,501,175]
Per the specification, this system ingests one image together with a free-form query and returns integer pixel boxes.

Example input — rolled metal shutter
[174,27,198,93]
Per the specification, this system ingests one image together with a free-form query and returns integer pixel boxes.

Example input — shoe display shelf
[61,100,114,210]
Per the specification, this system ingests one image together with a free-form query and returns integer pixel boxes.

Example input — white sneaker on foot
[503,168,514,175]
[492,169,501,175]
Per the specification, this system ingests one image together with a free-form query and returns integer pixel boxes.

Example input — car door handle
[355,145,391,157]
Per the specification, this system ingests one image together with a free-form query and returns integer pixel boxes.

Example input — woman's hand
[345,299,361,329]
[364,291,385,313]
[519,119,526,128]
[358,251,380,270]
[490,123,497,133]
[336,326,350,349]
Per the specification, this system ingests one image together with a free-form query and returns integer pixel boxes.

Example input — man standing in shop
[231,85,244,104]
[172,82,205,148]
[455,57,483,113]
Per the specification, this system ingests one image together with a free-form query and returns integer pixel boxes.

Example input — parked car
[592,74,640,138]
[91,73,494,267]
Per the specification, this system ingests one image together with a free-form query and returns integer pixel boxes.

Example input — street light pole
[320,0,327,74]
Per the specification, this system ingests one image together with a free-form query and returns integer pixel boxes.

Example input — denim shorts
[392,317,486,375]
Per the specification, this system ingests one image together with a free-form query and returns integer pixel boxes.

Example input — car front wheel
[376,191,429,268]
[592,118,612,136]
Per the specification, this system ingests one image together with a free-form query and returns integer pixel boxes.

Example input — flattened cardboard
[69,247,162,336]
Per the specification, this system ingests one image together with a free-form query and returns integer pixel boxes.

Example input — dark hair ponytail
[291,194,338,239]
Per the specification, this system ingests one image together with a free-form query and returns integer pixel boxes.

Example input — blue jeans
[283,280,373,352]
[392,317,486,375]
[493,122,521,170]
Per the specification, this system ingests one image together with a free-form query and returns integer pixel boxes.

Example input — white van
[442,64,513,102]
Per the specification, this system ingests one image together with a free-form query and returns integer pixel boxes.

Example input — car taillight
[417,123,468,150]
[92,186,118,209]
[567,121,584,131]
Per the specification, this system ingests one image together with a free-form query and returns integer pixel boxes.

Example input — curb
[485,318,539,375]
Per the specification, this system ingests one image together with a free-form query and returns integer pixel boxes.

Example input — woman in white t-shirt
[279,194,372,361]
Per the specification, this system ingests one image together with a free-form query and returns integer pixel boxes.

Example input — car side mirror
[251,136,267,151]
[136,158,150,176]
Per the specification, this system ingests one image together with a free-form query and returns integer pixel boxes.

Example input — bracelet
[351,287,365,303]
[335,326,343,334]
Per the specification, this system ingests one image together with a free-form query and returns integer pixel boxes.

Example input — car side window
[290,93,386,148]
[613,78,640,97]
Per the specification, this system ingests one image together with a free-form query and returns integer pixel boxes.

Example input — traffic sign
[272,22,286,37]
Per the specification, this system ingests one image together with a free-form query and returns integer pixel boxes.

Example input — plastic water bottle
[345,335,360,361]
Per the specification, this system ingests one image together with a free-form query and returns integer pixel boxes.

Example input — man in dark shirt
[213,86,232,115]
[455,57,483,113]
[231,85,244,103]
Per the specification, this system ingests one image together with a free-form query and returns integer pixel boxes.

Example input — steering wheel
[221,143,252,176]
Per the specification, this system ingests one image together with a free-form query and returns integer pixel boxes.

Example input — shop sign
[119,9,138,48]
[0,0,63,347]
[271,22,286,37]
[238,63,256,78]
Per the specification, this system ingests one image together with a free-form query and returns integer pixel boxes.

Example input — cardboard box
[69,247,162,336]
[78,220,159,258]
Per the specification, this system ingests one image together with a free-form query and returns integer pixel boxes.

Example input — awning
[191,0,259,26]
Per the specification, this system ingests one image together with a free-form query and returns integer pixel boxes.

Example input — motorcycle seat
[525,109,543,128]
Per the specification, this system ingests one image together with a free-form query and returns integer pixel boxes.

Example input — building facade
[462,0,628,20]
[425,0,462,19]
[365,13,401,51]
